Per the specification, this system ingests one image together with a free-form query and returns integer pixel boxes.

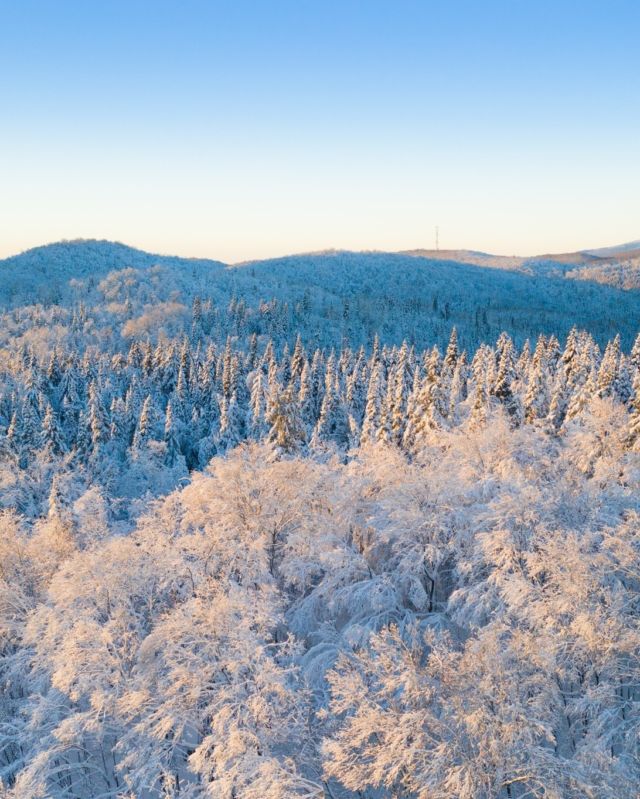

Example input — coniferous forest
[1,242,640,798]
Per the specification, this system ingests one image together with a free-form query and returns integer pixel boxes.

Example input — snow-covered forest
[1,241,640,798]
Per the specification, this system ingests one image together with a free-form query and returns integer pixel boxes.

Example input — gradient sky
[1,0,639,262]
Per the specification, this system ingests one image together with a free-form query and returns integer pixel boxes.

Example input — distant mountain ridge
[4,236,640,270]
[0,239,226,306]
[403,240,640,289]
[585,239,640,257]
[1,237,639,352]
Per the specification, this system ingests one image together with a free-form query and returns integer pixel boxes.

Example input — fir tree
[627,370,640,451]
[131,394,157,456]
[164,399,181,466]
[250,369,268,439]
[597,335,620,398]
[267,385,306,454]
[443,327,459,372]
[360,363,385,446]
[41,404,64,456]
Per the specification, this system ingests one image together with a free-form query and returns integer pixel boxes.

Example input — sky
[1,0,639,262]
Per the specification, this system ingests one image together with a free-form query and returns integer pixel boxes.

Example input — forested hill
[1,238,640,797]
[2,239,640,353]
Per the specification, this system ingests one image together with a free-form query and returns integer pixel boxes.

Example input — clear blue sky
[1,0,639,261]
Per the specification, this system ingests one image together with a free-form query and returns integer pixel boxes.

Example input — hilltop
[1,238,640,352]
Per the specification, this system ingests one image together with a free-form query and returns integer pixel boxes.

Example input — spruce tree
[360,363,384,445]
[627,371,640,451]
[164,399,181,466]
[267,385,306,454]
[41,404,64,456]
[597,335,620,399]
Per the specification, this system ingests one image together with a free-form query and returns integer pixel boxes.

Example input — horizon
[2,234,640,265]
[2,0,640,261]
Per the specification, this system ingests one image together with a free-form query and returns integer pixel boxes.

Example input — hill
[1,239,640,353]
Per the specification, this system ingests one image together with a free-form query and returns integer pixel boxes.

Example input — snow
[0,241,639,797]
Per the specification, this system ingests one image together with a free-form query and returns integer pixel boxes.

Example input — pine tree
[141,341,154,376]
[629,331,640,373]
[360,362,384,445]
[390,342,413,445]
[627,370,640,451]
[191,294,203,337]
[345,360,367,426]
[46,349,62,387]
[289,334,306,386]
[492,337,521,423]
[313,356,349,448]
[443,327,459,373]
[308,348,325,423]
[469,346,491,429]
[470,372,488,429]
[547,371,569,432]
[516,339,531,377]
[248,369,267,439]
[566,365,597,421]
[164,399,181,466]
[446,354,464,424]
[6,410,19,453]
[41,404,64,456]
[88,381,108,455]
[246,333,258,370]
[132,394,157,456]
[297,359,315,434]
[376,373,395,445]
[221,336,234,400]
[267,385,306,454]
[109,396,128,458]
[562,327,579,385]
[280,343,292,386]
[231,354,248,407]
[614,358,633,404]
[175,365,190,420]
[369,333,381,371]
[218,395,244,452]
[401,349,444,450]
[523,337,550,423]
[597,335,620,398]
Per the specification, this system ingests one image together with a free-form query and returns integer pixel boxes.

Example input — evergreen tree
[403,349,445,449]
[492,337,521,423]
[164,399,181,466]
[390,342,413,445]
[41,404,64,456]
[443,327,459,372]
[469,346,491,429]
[597,335,620,398]
[131,394,157,456]
[218,395,244,452]
[566,365,597,421]
[627,370,640,451]
[246,332,258,370]
[221,336,234,400]
[547,371,569,432]
[360,362,385,445]
[629,331,640,373]
[250,369,269,439]
[267,385,306,454]
[313,357,349,448]
[523,337,550,423]
[88,381,108,455]
[297,359,315,434]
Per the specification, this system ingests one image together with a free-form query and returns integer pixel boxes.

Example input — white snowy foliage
[0,242,639,797]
